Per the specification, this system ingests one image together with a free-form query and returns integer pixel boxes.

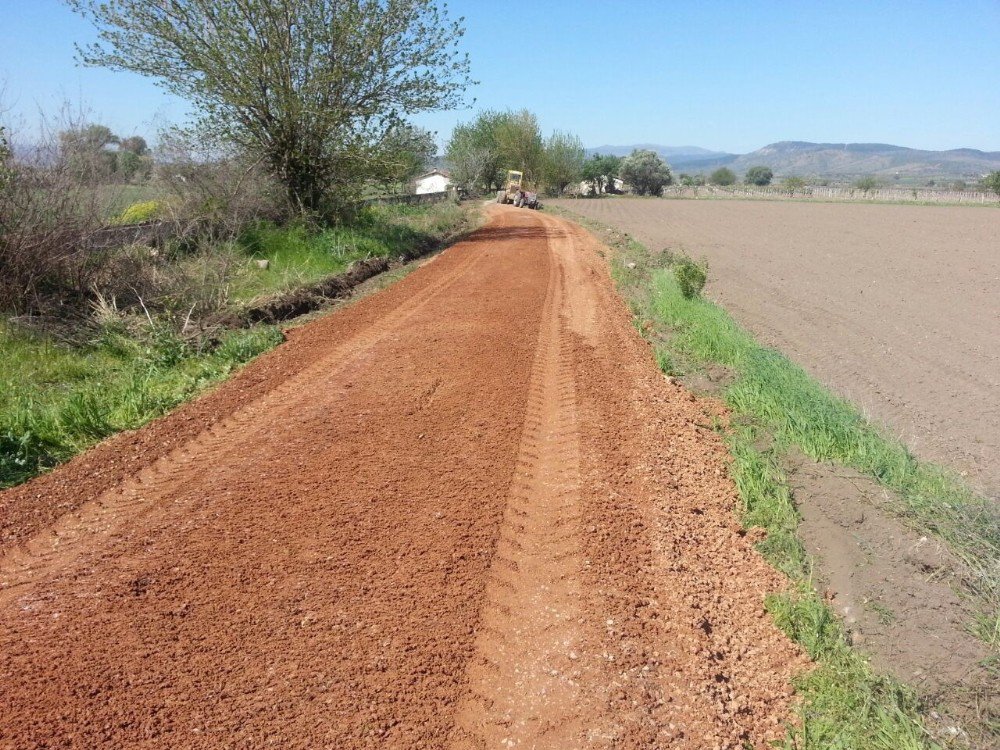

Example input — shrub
[784,176,807,195]
[744,166,773,186]
[115,200,164,225]
[854,176,880,193]
[982,171,1000,197]
[673,254,708,299]
[709,167,736,186]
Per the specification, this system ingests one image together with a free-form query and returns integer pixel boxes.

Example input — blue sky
[1,0,998,153]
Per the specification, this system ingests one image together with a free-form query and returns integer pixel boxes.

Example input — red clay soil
[0,206,805,749]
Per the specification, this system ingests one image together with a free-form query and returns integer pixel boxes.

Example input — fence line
[661,185,999,205]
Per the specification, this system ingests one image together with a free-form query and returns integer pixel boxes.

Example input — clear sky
[1,0,998,153]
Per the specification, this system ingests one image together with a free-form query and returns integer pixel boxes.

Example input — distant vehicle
[496,169,541,209]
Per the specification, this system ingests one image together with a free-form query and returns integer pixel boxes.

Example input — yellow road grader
[495,170,540,209]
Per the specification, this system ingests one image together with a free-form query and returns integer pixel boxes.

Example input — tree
[59,123,119,182]
[542,131,585,194]
[744,165,773,186]
[581,153,622,195]
[709,167,736,186]
[0,126,11,189]
[618,149,672,196]
[119,135,148,156]
[495,110,543,183]
[854,176,880,193]
[379,124,436,190]
[116,149,142,181]
[982,171,1000,197]
[0,126,12,233]
[69,0,472,217]
[446,111,509,195]
[445,109,544,194]
[783,176,806,195]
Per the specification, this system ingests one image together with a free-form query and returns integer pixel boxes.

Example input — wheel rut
[451,244,608,749]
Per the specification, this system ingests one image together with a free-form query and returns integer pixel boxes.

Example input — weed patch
[0,320,281,488]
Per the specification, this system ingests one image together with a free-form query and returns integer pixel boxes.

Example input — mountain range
[589,141,1000,179]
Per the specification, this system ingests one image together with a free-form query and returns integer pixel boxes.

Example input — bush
[854,176,880,192]
[709,167,736,186]
[982,171,1000,197]
[115,200,164,225]
[744,166,773,186]
[783,176,806,195]
[672,254,708,299]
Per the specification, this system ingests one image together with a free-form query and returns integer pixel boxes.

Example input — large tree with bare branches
[67,0,472,216]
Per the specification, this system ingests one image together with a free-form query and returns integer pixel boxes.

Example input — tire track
[451,225,610,749]
[0,244,491,599]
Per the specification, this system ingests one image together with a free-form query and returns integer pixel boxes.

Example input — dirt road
[552,198,1000,497]
[0,207,803,749]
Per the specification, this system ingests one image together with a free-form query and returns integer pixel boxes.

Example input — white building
[579,177,626,196]
[413,169,452,195]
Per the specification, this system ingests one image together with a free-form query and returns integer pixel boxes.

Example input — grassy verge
[1,200,473,489]
[233,201,470,301]
[0,322,282,488]
[553,206,998,748]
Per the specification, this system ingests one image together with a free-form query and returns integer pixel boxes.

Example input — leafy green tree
[679,173,706,187]
[116,149,142,181]
[446,111,510,195]
[59,123,119,182]
[783,176,806,195]
[709,167,736,186]
[619,149,671,196]
[69,0,472,217]
[854,176,880,192]
[542,131,585,194]
[581,154,622,195]
[446,109,545,194]
[495,109,543,183]
[951,180,967,192]
[744,165,773,186]
[119,135,148,156]
[380,124,436,190]
[982,171,1000,197]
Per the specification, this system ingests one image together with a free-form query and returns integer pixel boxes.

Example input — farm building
[413,169,452,194]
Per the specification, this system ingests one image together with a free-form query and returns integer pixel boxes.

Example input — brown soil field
[552,198,1000,498]
[0,207,805,749]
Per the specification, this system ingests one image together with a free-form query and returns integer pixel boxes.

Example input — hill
[731,141,1000,179]
[588,141,1000,179]
[586,144,735,166]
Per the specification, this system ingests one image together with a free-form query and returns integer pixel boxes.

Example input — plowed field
[1,206,804,749]
[552,198,1000,497]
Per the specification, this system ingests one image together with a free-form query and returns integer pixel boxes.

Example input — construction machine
[495,170,540,209]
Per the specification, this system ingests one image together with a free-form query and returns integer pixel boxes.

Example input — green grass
[0,320,282,489]
[1,200,472,489]
[727,422,935,748]
[643,266,998,647]
[547,205,1000,748]
[232,201,468,301]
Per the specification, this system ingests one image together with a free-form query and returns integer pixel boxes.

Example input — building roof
[415,168,451,180]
